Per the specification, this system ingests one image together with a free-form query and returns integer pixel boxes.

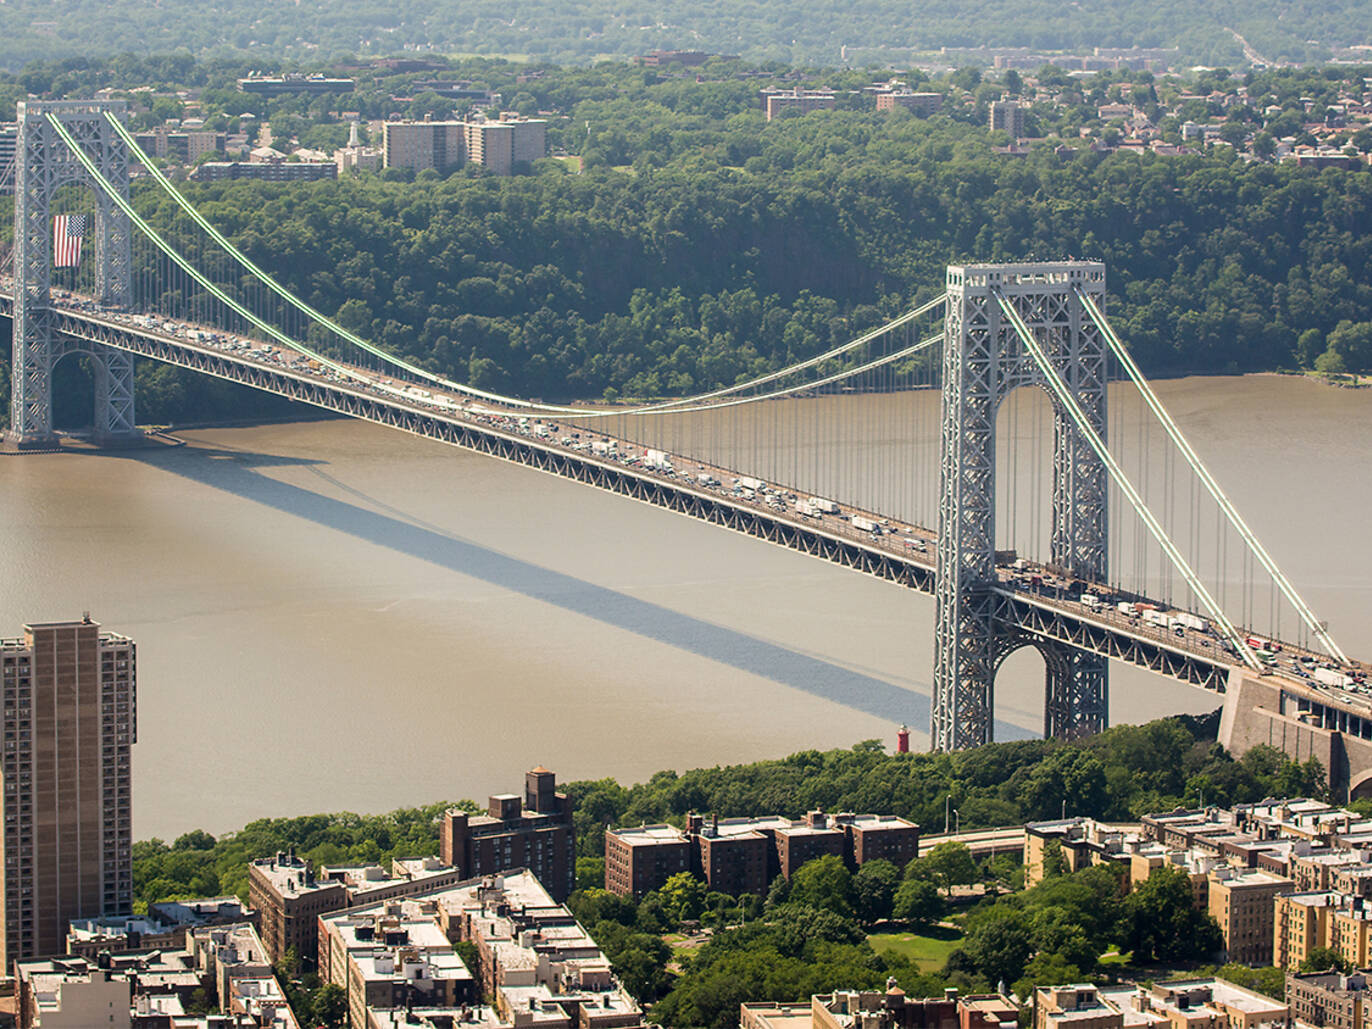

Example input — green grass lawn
[867,925,964,971]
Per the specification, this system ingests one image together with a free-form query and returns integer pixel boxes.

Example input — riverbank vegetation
[133,714,1325,908]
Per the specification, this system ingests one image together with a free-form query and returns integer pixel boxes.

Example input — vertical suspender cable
[994,289,1261,670]
[1078,288,1347,663]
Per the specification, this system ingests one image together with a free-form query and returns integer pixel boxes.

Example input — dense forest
[0,0,1363,69]
[4,59,1372,427]
[147,113,1372,409]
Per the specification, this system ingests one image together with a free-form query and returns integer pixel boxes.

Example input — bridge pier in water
[4,100,137,451]
[933,262,1110,751]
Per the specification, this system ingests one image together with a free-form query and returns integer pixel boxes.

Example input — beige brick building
[1207,866,1293,965]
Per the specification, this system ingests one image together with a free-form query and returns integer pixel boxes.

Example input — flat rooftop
[608,824,688,846]
[251,857,345,898]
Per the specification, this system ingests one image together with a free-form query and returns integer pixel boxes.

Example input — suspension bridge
[2,101,1367,776]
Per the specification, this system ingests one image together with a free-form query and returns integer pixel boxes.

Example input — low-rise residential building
[847,815,921,870]
[1024,818,1136,887]
[605,809,919,898]
[322,871,646,1028]
[774,811,847,879]
[317,896,477,1029]
[17,957,133,1029]
[187,922,300,1029]
[439,870,646,1028]
[875,92,944,116]
[67,897,255,958]
[15,950,211,1029]
[604,824,692,897]
[249,850,464,967]
[1035,980,1286,1029]
[1098,979,1288,1029]
[1033,984,1124,1029]
[249,850,349,966]
[740,985,1015,1029]
[238,74,356,96]
[189,161,337,182]
[1276,891,1342,971]
[1294,851,1369,892]
[1273,892,1372,971]
[1127,844,1217,907]
[695,816,779,897]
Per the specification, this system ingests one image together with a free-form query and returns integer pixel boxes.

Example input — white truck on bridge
[1315,667,1354,688]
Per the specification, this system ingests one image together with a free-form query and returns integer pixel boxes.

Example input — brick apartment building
[249,853,468,967]
[439,767,576,901]
[605,809,919,898]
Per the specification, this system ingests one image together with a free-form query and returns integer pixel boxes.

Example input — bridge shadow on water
[114,440,1036,741]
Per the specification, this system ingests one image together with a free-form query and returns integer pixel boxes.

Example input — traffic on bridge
[11,281,1367,720]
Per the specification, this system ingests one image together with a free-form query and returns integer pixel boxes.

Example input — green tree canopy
[1118,865,1222,963]
[790,855,855,918]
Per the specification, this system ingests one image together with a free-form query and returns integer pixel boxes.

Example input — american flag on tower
[52,213,87,269]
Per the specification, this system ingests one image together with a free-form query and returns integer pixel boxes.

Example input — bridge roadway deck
[6,293,1356,700]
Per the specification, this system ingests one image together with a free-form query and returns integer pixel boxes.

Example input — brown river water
[1,374,1369,840]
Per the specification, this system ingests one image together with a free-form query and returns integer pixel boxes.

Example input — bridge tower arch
[5,100,135,449]
[933,262,1109,751]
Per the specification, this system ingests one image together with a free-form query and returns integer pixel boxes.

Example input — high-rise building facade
[0,618,135,967]
[464,115,547,175]
[989,101,1026,137]
[382,121,466,173]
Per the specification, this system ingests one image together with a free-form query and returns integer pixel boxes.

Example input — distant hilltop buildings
[237,73,356,96]
[382,113,548,176]
[635,49,739,67]
[761,87,837,120]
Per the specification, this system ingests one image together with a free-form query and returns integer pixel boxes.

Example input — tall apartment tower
[989,100,1026,137]
[382,120,465,173]
[0,618,136,967]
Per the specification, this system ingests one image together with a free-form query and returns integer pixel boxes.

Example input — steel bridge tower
[933,262,1109,751]
[5,100,135,450]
